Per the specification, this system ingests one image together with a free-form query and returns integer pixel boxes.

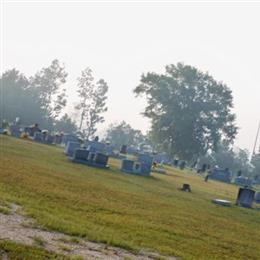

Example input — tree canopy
[75,68,108,140]
[134,63,238,161]
[105,121,146,149]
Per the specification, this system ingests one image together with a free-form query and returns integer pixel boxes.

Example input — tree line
[0,59,108,138]
[1,60,259,178]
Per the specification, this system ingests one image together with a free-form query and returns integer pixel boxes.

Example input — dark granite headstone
[179,161,186,170]
[236,188,255,208]
[94,153,109,166]
[73,149,89,161]
[181,183,191,192]
[45,135,54,144]
[121,159,134,172]
[120,145,127,154]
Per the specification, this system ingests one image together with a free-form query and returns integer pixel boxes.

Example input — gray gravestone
[62,134,78,146]
[45,134,54,144]
[65,141,81,157]
[211,168,232,183]
[121,159,134,173]
[236,188,255,208]
[33,132,43,142]
[94,153,109,166]
[73,149,89,161]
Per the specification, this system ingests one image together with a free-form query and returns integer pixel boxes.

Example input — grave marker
[236,188,255,208]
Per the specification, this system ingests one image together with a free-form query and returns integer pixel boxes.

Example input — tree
[75,68,108,140]
[251,150,260,179]
[134,63,238,161]
[54,114,77,133]
[105,121,146,149]
[31,59,68,122]
[0,69,45,126]
[199,143,252,176]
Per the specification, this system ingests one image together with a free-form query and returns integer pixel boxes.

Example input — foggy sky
[1,1,260,151]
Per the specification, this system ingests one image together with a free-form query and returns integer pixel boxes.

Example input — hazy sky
[1,1,260,151]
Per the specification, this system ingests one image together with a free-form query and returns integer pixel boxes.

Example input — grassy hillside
[0,135,260,259]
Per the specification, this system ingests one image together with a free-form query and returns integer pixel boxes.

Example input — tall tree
[134,63,238,161]
[75,68,108,140]
[0,69,45,126]
[31,59,68,122]
[54,114,77,133]
[105,121,146,149]
[251,150,260,178]
[199,143,252,176]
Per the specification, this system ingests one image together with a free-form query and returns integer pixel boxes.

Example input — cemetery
[1,132,260,259]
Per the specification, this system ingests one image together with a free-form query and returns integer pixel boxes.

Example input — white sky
[1,1,260,151]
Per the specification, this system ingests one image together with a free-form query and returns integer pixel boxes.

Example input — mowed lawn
[0,135,260,260]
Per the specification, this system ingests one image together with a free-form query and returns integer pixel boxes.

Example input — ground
[0,135,260,260]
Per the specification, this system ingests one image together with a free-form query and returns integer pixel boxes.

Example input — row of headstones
[65,141,109,168]
[66,141,153,175]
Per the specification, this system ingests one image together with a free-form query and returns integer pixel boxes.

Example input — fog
[1,1,260,151]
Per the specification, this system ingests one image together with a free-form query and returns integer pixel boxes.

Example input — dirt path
[0,203,177,259]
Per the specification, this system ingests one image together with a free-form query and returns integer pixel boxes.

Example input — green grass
[0,135,260,259]
[0,206,11,215]
[0,239,65,259]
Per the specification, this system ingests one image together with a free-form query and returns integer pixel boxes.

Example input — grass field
[0,135,260,259]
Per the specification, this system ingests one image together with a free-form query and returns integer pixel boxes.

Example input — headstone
[179,161,186,170]
[94,153,109,166]
[138,153,153,175]
[87,141,106,153]
[255,192,260,204]
[211,168,232,183]
[212,199,231,207]
[236,188,255,208]
[181,183,191,192]
[45,134,54,144]
[62,134,78,146]
[73,149,89,161]
[235,177,253,187]
[121,159,134,173]
[138,153,153,165]
[27,124,41,137]
[127,146,139,155]
[153,153,172,164]
[120,145,127,154]
[65,141,81,157]
[54,134,62,145]
[173,159,179,167]
[10,124,21,137]
[33,132,44,142]
[104,144,114,156]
